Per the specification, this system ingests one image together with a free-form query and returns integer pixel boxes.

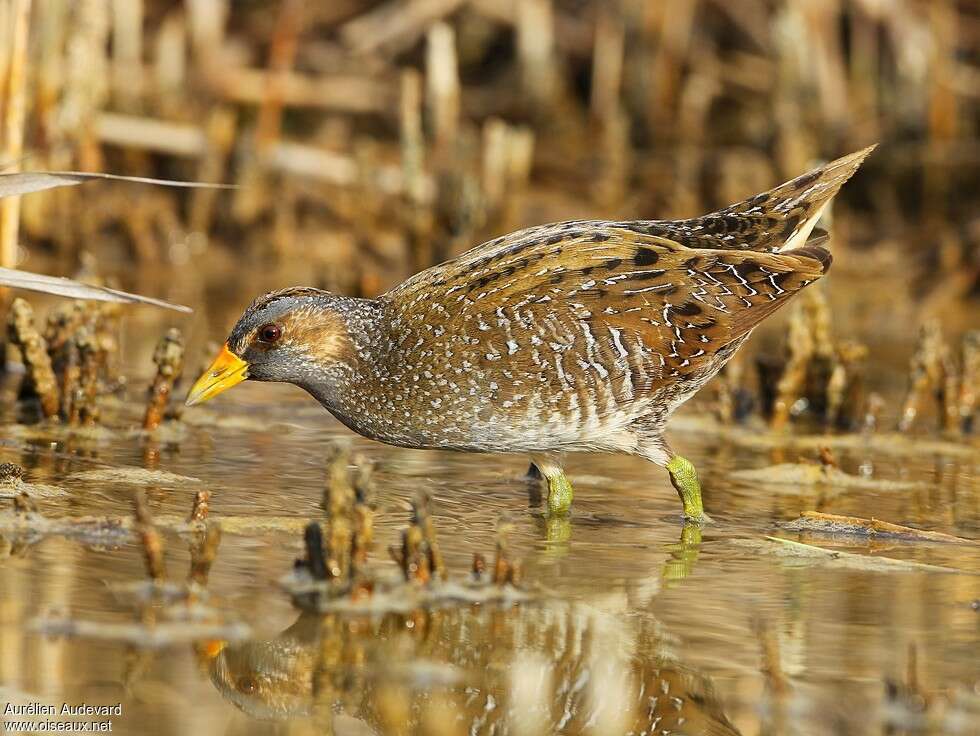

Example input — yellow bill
[185,343,249,406]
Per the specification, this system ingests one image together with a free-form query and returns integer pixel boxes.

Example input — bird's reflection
[206,602,740,735]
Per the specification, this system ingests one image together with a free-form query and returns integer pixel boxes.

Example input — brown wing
[634,144,875,253]
[384,225,828,403]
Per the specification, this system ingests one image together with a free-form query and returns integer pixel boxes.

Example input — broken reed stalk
[898,321,948,433]
[303,522,329,582]
[6,297,60,418]
[770,303,813,430]
[13,490,36,513]
[471,552,486,580]
[400,68,434,271]
[188,489,210,522]
[143,327,184,430]
[323,443,354,580]
[393,514,431,584]
[386,494,446,584]
[57,333,80,424]
[44,303,81,365]
[517,0,558,112]
[825,340,868,431]
[189,107,236,234]
[133,490,166,582]
[110,0,144,112]
[941,347,960,435]
[255,0,303,153]
[425,22,460,159]
[590,4,629,206]
[416,493,447,582]
[351,458,375,572]
[0,0,32,271]
[74,326,100,425]
[340,0,465,56]
[492,522,520,585]
[959,331,979,434]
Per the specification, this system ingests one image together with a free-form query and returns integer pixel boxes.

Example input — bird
[187,146,875,522]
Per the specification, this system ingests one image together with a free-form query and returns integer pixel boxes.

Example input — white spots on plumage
[623,283,674,295]
[619,366,635,401]
[554,354,568,384]
[608,326,629,359]
[315,207,829,453]
[580,321,597,351]
[723,262,758,296]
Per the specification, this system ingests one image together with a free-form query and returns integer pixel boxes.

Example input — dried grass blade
[0,267,192,312]
[0,171,235,198]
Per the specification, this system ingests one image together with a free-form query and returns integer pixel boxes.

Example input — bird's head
[185,288,356,406]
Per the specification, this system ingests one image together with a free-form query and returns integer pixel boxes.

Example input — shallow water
[1,294,979,736]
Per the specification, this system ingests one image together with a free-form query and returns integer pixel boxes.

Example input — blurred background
[0,0,976,345]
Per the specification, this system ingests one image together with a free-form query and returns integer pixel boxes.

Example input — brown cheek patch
[282,312,353,364]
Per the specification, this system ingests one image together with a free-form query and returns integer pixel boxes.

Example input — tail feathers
[653,145,875,254]
[791,227,833,273]
[763,145,875,253]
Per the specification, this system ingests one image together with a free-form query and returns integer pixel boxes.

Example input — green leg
[545,471,574,515]
[530,455,574,515]
[666,455,712,523]
[529,456,573,552]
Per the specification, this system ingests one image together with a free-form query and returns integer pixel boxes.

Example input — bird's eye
[257,323,282,344]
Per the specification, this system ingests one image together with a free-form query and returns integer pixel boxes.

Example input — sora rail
[188,146,874,521]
